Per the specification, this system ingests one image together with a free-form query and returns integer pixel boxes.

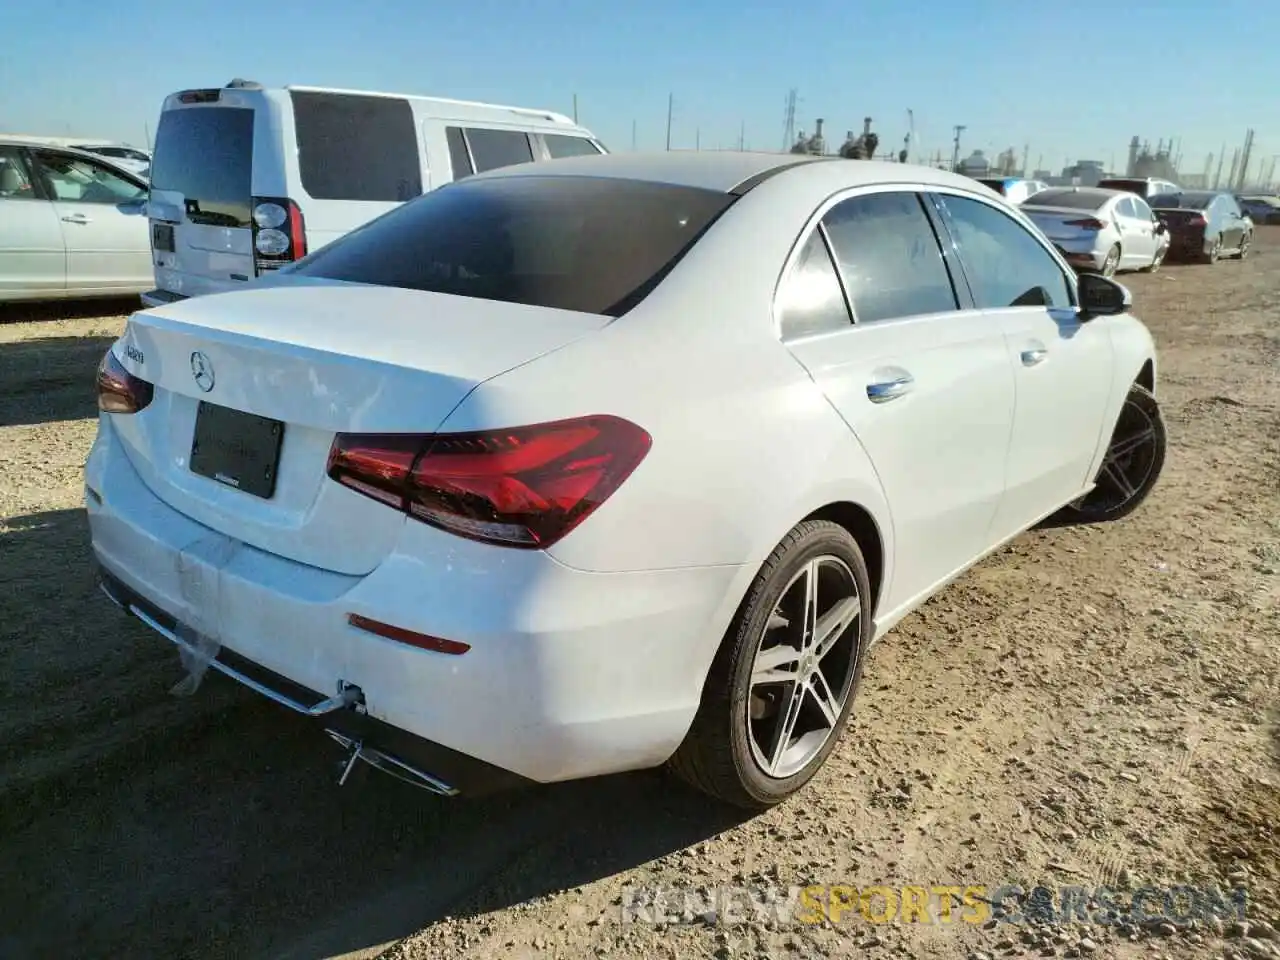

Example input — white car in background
[1023,186,1170,276]
[0,138,151,302]
[88,153,1166,809]
[70,143,152,178]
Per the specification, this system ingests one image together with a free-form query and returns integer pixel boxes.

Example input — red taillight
[326,415,652,548]
[347,613,470,655]
[1187,214,1207,227]
[96,348,154,414]
[1065,218,1106,231]
[251,197,307,274]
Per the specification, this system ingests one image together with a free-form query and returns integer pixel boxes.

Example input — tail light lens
[326,415,652,548]
[1187,213,1208,226]
[97,348,154,414]
[251,197,306,274]
[1064,218,1106,231]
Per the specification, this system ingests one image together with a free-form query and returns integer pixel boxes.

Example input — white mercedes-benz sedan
[87,152,1166,809]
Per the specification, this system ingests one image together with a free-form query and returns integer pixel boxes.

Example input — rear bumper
[85,416,743,787]
[1052,242,1107,271]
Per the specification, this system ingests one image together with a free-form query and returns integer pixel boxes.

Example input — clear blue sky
[1,0,1273,177]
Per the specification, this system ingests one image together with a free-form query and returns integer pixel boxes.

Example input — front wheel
[667,520,871,809]
[1232,232,1251,260]
[1066,384,1166,523]
[1142,244,1166,273]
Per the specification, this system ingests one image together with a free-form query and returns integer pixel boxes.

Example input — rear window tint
[291,91,422,201]
[1024,190,1108,210]
[464,128,534,173]
[544,134,602,159]
[446,126,473,181]
[150,106,254,227]
[289,176,735,316]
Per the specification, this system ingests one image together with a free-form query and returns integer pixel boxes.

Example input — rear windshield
[149,106,254,227]
[289,175,736,316]
[977,178,1007,194]
[1023,190,1106,210]
[291,91,422,201]
[1097,179,1147,194]
[1150,193,1213,210]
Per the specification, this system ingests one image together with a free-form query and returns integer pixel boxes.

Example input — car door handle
[1021,348,1048,366]
[61,214,91,224]
[866,375,914,403]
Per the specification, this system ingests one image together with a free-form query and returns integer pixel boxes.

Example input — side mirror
[1078,273,1131,318]
[1154,222,1167,235]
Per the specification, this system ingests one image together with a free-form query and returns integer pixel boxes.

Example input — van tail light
[97,348,154,414]
[1064,218,1106,231]
[251,197,307,274]
[326,416,652,548]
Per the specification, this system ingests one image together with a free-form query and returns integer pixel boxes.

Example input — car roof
[463,150,989,195]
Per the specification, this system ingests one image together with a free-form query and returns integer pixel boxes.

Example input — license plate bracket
[152,223,175,252]
[189,402,285,500]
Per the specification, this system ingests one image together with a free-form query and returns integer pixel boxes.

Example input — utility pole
[1214,144,1226,189]
[782,89,798,152]
[631,119,637,151]
[738,121,745,151]
[1227,149,1240,191]
[144,121,152,151]
[1022,144,1030,177]
[572,94,578,124]
[951,125,966,172]
[695,127,701,151]
[665,93,674,151]
[1236,128,1255,191]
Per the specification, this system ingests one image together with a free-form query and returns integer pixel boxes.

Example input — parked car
[1150,191,1253,263]
[1236,195,1280,225]
[90,153,1164,809]
[0,138,151,303]
[1096,176,1180,203]
[1022,186,1169,276]
[142,79,607,308]
[976,176,1049,204]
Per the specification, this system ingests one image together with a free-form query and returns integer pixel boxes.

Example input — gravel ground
[0,234,1277,960]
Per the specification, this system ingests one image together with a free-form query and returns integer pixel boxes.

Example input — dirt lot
[1,236,1277,960]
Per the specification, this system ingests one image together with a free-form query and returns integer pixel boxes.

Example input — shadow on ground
[0,334,118,427]
[0,297,139,326]
[0,508,749,960]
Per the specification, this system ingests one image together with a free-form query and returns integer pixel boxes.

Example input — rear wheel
[1066,384,1166,523]
[1101,244,1121,277]
[1232,231,1251,260]
[668,520,871,809]
[1204,234,1223,264]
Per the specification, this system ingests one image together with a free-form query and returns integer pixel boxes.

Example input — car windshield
[1097,179,1145,193]
[1150,193,1213,210]
[289,175,737,317]
[1023,190,1106,211]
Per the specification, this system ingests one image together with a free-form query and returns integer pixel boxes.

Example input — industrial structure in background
[771,93,1274,193]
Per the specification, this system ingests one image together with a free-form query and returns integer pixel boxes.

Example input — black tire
[1232,231,1251,260]
[1065,384,1166,523]
[667,519,872,810]
[1101,244,1121,277]
[1204,235,1222,264]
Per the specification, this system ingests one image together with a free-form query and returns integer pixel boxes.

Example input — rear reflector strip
[347,613,471,655]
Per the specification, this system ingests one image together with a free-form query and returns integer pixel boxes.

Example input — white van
[141,80,606,307]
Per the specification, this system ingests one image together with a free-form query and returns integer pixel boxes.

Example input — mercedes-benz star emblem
[190,351,215,393]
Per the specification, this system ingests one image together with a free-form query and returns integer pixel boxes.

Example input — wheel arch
[801,501,885,620]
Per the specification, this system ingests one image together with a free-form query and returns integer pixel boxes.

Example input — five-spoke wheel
[1068,383,1166,522]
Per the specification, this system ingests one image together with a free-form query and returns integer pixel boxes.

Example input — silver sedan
[1022,186,1170,276]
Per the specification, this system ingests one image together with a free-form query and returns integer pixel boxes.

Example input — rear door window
[291,91,422,201]
[464,128,535,174]
[820,191,959,323]
[150,106,255,226]
[543,134,602,159]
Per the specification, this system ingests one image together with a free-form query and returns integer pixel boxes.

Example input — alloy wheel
[1102,246,1120,277]
[1081,397,1160,514]
[747,556,862,779]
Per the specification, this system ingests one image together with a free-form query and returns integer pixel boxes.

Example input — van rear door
[147,102,257,302]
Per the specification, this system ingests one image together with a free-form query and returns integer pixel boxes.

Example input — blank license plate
[189,402,285,500]
[152,223,175,252]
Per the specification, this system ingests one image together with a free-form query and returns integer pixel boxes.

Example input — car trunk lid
[110,280,610,575]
